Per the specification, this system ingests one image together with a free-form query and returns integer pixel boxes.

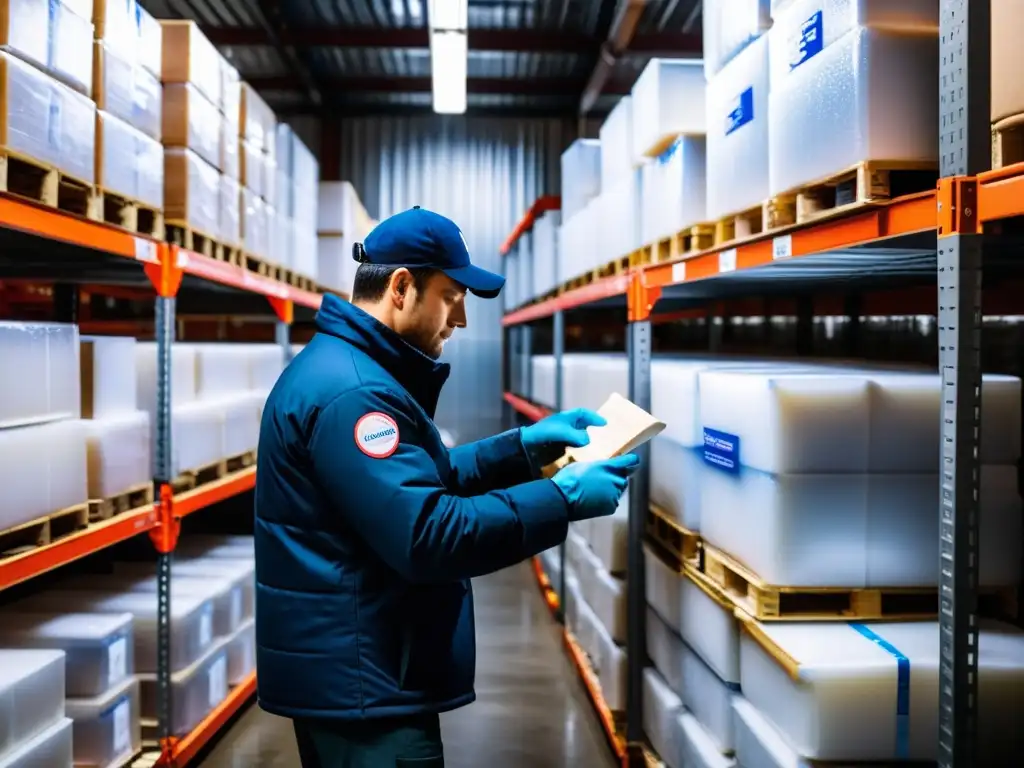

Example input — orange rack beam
[500,195,561,256]
[157,672,257,767]
[0,504,158,592]
[531,556,560,614]
[564,630,627,764]
[503,392,551,422]
[502,273,631,326]
[177,250,323,309]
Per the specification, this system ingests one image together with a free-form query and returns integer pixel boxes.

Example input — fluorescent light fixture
[428,0,468,31]
[430,30,467,114]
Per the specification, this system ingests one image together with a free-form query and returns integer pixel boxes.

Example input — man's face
[393,271,467,359]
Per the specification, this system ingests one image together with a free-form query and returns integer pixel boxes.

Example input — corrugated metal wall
[324,116,576,442]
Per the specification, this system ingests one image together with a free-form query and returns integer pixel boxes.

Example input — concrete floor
[199,562,617,768]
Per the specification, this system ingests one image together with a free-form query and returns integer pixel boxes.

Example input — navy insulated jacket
[254,295,570,720]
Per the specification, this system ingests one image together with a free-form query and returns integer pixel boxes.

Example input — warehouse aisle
[200,561,616,767]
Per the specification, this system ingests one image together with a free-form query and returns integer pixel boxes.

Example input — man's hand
[520,408,607,467]
[551,454,639,521]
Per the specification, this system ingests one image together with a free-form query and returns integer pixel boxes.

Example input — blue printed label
[790,10,823,70]
[725,87,754,136]
[703,428,740,472]
[657,136,683,166]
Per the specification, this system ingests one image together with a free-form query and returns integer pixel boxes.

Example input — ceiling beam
[251,75,633,96]
[205,25,700,56]
[273,102,587,119]
[580,0,649,116]
[249,0,322,106]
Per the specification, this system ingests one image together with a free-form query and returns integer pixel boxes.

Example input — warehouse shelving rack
[502,4,1002,766]
[0,188,325,766]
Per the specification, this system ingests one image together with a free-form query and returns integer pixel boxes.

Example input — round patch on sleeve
[354,412,400,458]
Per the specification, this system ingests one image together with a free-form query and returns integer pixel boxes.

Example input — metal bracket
[143,243,183,299]
[627,271,661,323]
[268,296,294,324]
[148,484,180,554]
[937,177,979,237]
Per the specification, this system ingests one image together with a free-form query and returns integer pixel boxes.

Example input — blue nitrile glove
[551,454,640,522]
[520,408,607,467]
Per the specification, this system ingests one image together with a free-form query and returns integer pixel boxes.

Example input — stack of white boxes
[557,139,601,284]
[317,181,377,295]
[134,342,283,477]
[766,0,939,201]
[276,125,323,281]
[0,651,73,765]
[531,210,561,300]
[631,59,707,247]
[93,0,164,213]
[80,336,151,503]
[0,323,89,539]
[238,81,277,260]
[703,0,772,226]
[0,0,96,191]
[0,613,140,767]
[642,352,1024,766]
[596,96,641,268]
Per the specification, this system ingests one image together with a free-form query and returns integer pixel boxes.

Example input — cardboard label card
[563,392,666,464]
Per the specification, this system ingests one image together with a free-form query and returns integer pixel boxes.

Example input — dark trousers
[292,713,445,767]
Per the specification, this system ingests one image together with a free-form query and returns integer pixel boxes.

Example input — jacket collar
[315,294,451,416]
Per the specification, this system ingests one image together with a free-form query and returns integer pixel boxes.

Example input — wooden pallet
[701,544,948,621]
[630,224,715,268]
[166,221,219,259]
[645,503,702,569]
[558,256,630,294]
[94,189,165,238]
[714,206,765,248]
[0,503,90,559]
[88,483,154,523]
[243,253,317,292]
[171,451,256,494]
[992,114,1024,169]
[766,161,939,229]
[0,150,95,218]
[216,241,244,267]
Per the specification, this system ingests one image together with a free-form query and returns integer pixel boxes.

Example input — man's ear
[390,268,411,307]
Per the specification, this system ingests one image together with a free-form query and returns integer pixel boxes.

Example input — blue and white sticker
[355,412,400,458]
[703,427,741,473]
[790,10,824,70]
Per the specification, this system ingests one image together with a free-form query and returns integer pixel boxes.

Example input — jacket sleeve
[446,429,538,495]
[309,386,569,584]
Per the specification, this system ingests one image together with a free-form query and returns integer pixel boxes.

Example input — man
[254,206,638,767]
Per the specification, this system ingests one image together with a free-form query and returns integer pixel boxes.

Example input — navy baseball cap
[356,207,505,299]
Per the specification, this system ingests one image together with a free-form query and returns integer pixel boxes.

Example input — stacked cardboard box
[160,21,222,241]
[92,0,163,211]
[239,83,276,260]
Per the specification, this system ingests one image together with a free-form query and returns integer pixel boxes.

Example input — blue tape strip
[849,623,910,758]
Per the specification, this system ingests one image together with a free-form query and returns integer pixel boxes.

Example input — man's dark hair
[351,263,436,303]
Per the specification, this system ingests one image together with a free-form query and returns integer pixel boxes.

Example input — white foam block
[642,667,683,768]
[740,619,1024,762]
[560,139,601,220]
[135,342,197,414]
[768,25,938,196]
[173,401,227,475]
[682,642,738,752]
[218,396,261,456]
[733,695,812,768]
[587,496,628,575]
[595,619,627,712]
[649,437,704,530]
[645,544,682,632]
[600,96,634,191]
[703,0,770,77]
[706,33,770,220]
[640,136,707,245]
[588,566,626,645]
[85,411,151,499]
[631,59,706,162]
[646,607,685,697]
[681,573,740,684]
[193,345,251,400]
[80,336,138,419]
[0,322,80,428]
[677,711,737,768]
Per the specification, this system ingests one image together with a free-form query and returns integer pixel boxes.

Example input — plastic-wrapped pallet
[139,637,229,737]
[95,0,162,80]
[0,718,72,768]
[640,136,706,245]
[65,675,140,768]
[561,139,601,220]
[242,188,270,258]
[0,420,88,533]
[596,169,642,265]
[642,667,683,768]
[0,613,133,698]
[705,33,770,222]
[0,0,93,96]
[698,367,1023,587]
[676,712,737,768]
[96,111,164,209]
[600,96,634,192]
[630,59,706,162]
[220,175,242,247]
[164,149,221,240]
[767,0,939,197]
[92,42,162,142]
[239,83,275,154]
[531,211,560,299]
[240,139,265,198]
[0,322,81,428]
[702,0,770,77]
[220,58,240,133]
[738,619,1024,762]
[0,650,66,760]
[162,83,221,171]
[0,51,95,184]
